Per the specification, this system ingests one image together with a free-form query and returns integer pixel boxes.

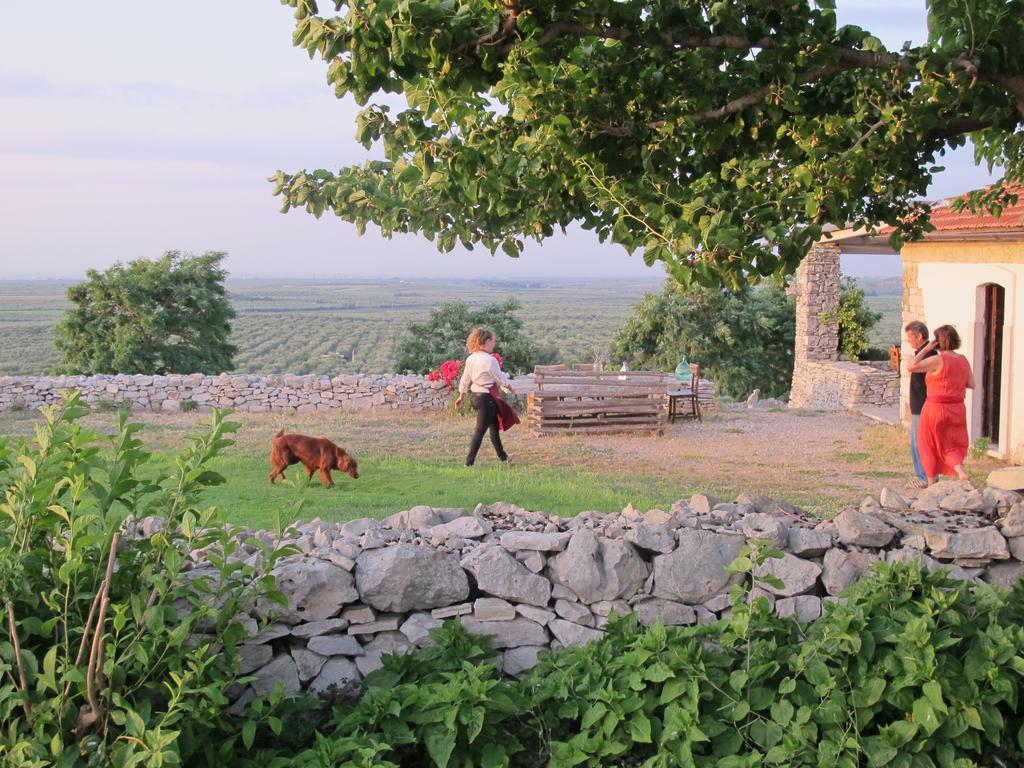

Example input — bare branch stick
[5,601,31,720]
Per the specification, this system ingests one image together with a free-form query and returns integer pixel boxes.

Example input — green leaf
[770,699,794,727]
[481,743,508,768]
[644,662,674,682]
[921,680,947,714]
[425,728,456,768]
[242,720,256,750]
[582,702,608,730]
[861,735,898,766]
[628,712,653,743]
[853,677,886,708]
[729,669,748,692]
[912,697,939,736]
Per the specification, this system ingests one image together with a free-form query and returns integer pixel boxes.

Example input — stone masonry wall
[789,243,899,410]
[789,360,900,410]
[141,482,1024,708]
[790,244,842,408]
[0,373,452,414]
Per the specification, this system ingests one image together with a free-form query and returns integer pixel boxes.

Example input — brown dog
[268,429,359,488]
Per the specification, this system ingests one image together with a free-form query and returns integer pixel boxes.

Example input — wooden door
[981,284,1005,444]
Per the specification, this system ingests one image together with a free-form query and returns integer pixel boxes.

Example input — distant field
[0,276,903,376]
[865,294,902,349]
[0,278,663,376]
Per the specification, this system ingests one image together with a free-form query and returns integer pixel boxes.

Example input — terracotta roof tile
[886,184,1024,233]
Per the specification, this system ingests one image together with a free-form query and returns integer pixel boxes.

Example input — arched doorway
[980,283,1005,446]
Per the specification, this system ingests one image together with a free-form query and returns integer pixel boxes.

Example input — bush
[822,277,883,361]
[54,250,237,375]
[610,282,796,399]
[292,553,1024,767]
[612,276,885,398]
[0,392,295,767]
[395,299,539,375]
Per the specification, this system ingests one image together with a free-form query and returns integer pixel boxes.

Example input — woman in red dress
[907,325,975,485]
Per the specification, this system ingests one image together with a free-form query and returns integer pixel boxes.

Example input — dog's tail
[274,428,285,438]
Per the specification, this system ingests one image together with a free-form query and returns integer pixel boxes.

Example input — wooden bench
[526,368,675,435]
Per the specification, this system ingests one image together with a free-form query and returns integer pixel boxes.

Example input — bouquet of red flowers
[426,358,463,390]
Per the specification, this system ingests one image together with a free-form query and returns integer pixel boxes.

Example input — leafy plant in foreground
[0,393,294,767]
[293,556,1024,767]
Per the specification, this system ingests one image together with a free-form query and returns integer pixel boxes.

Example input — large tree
[272,0,1024,286]
[611,281,797,398]
[55,251,237,375]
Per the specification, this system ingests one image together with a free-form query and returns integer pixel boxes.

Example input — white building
[792,187,1024,462]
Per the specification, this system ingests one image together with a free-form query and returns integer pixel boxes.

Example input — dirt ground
[0,402,1006,517]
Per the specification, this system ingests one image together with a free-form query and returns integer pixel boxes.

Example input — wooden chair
[667,363,702,423]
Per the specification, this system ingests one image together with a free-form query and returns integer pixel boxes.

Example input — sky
[0,2,999,281]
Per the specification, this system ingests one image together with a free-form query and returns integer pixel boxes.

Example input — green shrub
[969,436,992,459]
[0,392,295,767]
[180,399,199,413]
[822,277,884,362]
[395,299,539,376]
[610,282,796,399]
[293,551,1024,767]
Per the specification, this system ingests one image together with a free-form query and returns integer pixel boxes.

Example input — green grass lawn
[3,400,1008,530]
[143,448,692,529]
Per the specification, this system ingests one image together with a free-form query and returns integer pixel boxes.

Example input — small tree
[611,281,796,399]
[55,251,237,375]
[396,298,538,374]
[823,276,883,361]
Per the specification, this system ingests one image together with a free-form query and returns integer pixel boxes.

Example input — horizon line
[0,271,902,282]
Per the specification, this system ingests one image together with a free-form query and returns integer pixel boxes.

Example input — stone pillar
[789,245,841,407]
[793,245,841,363]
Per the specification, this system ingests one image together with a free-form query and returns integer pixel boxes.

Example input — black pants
[466,392,507,465]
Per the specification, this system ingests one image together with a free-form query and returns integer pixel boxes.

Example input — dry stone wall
[788,360,900,410]
[789,244,900,410]
[142,481,1024,709]
[0,373,452,414]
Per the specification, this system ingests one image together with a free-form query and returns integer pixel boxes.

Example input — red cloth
[487,384,519,431]
[918,352,970,479]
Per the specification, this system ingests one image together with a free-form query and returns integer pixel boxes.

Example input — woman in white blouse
[454,327,516,465]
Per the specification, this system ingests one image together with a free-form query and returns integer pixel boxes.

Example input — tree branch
[987,73,1024,119]
[537,20,631,47]
[688,64,846,125]
[851,120,887,150]
[924,117,995,141]
[78,533,119,737]
[62,589,104,701]
[5,602,30,721]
